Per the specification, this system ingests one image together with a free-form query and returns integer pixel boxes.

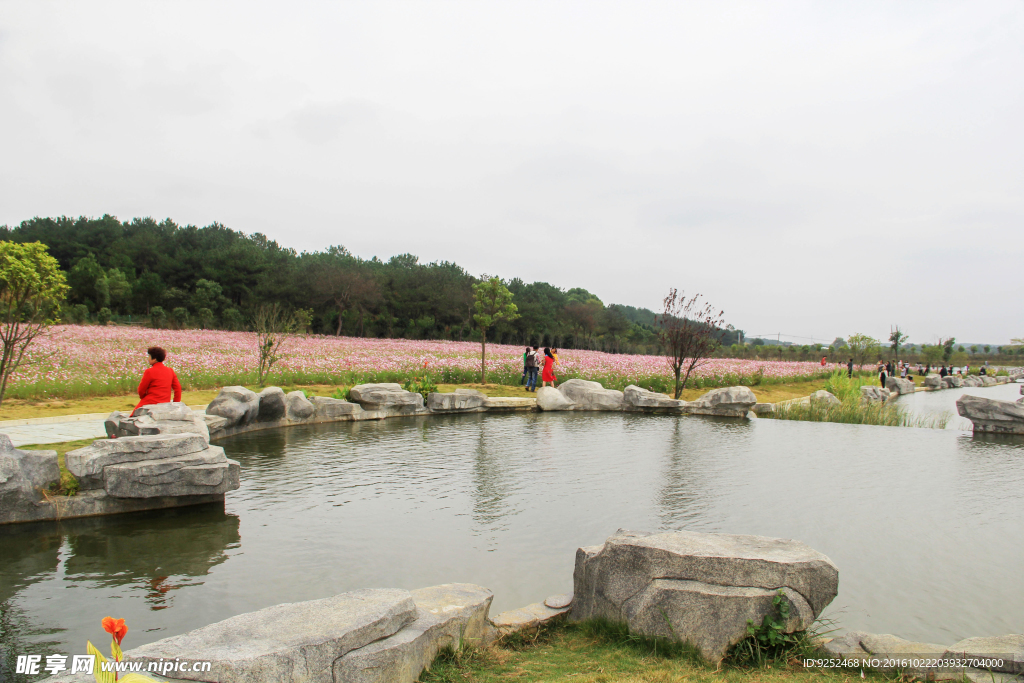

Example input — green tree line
[1,215,744,353]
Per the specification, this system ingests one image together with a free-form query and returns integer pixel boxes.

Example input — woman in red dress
[134,346,182,414]
[541,347,557,388]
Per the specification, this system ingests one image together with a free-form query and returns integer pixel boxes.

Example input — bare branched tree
[252,303,305,386]
[657,288,726,399]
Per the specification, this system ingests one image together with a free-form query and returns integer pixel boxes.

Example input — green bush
[97,307,111,326]
[149,306,167,328]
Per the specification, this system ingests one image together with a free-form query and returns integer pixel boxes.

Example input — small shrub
[149,306,167,329]
[726,591,829,667]
[403,375,438,401]
[97,307,112,326]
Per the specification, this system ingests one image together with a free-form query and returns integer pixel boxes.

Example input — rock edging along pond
[39,529,1024,683]
[0,381,756,525]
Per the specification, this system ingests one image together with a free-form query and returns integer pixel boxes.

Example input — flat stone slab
[482,396,536,411]
[333,583,493,683]
[684,387,757,417]
[946,635,1024,674]
[544,593,573,609]
[127,588,417,683]
[490,601,570,636]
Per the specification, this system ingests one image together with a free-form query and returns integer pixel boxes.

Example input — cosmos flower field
[10,325,841,400]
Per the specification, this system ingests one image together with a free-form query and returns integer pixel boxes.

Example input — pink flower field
[11,325,840,399]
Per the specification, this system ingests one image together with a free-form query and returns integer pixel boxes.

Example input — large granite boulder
[981,376,998,387]
[557,379,624,411]
[945,635,1024,675]
[860,385,891,403]
[349,384,425,412]
[285,391,315,421]
[809,390,841,407]
[105,402,210,442]
[66,434,240,498]
[956,395,1024,435]
[963,376,983,388]
[923,375,943,389]
[257,387,287,422]
[623,385,684,411]
[535,386,574,411]
[942,375,963,388]
[311,397,363,420]
[207,386,260,428]
[570,529,838,663]
[426,389,487,413]
[685,386,757,417]
[333,584,493,683]
[0,435,59,519]
[127,588,417,683]
[885,377,915,395]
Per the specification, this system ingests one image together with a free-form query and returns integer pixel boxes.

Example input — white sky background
[1,1,1022,345]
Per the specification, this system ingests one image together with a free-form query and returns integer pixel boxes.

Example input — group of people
[521,346,560,392]
[876,360,915,387]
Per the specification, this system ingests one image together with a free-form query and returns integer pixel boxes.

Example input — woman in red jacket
[134,346,182,414]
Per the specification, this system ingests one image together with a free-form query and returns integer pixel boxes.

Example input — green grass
[763,371,950,428]
[3,366,852,403]
[19,439,94,496]
[421,619,897,683]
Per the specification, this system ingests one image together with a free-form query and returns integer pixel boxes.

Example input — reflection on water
[0,506,238,680]
[896,381,1022,429]
[2,411,1023,674]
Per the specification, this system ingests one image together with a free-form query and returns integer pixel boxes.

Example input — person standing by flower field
[520,346,530,385]
[134,346,182,414]
[541,347,557,388]
[524,346,539,391]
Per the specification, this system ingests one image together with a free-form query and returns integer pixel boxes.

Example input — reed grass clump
[764,370,951,428]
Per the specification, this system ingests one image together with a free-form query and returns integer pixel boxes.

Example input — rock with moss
[0,435,59,523]
[570,529,838,663]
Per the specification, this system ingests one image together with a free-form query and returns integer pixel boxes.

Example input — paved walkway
[2,420,108,446]
[0,405,208,447]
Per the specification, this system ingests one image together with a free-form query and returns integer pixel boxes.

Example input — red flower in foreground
[102,616,128,645]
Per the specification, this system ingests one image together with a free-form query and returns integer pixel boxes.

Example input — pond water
[895,380,1022,429]
[3,408,1024,672]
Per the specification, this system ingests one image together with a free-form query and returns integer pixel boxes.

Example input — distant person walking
[135,346,182,414]
[878,362,887,388]
[541,347,557,388]
[940,366,947,378]
[820,355,827,367]
[520,346,530,385]
[524,346,539,392]
[847,358,854,378]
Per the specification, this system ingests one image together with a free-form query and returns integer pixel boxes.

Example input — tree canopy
[0,215,745,353]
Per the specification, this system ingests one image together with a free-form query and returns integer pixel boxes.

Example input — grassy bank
[0,377,861,422]
[422,620,893,683]
[763,371,950,428]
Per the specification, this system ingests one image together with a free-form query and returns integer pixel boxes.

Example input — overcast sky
[2,1,1022,344]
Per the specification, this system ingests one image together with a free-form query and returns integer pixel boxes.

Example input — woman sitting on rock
[135,346,182,414]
